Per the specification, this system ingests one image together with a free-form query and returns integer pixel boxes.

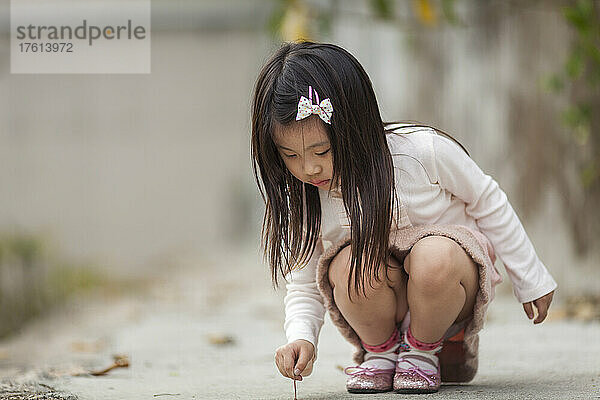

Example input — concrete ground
[0,249,598,400]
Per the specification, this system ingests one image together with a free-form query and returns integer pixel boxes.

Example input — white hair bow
[295,86,333,124]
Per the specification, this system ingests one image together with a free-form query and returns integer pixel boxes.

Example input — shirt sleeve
[430,133,558,303]
[283,236,326,356]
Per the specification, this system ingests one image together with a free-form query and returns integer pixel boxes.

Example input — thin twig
[89,354,129,376]
[293,378,297,400]
[38,383,57,391]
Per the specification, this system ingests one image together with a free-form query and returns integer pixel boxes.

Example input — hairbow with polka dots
[295,86,333,124]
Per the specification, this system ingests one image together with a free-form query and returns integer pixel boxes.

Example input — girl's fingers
[533,300,549,324]
[294,348,313,377]
[274,352,288,378]
[522,302,534,320]
[275,344,305,380]
[281,350,296,379]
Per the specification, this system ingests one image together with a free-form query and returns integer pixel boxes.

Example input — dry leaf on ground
[206,333,235,346]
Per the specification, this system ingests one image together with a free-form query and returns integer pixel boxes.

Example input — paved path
[0,249,598,399]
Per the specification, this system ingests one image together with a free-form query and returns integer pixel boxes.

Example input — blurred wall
[0,0,597,295]
[0,1,273,274]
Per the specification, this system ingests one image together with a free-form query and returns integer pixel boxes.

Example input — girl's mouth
[310,179,330,187]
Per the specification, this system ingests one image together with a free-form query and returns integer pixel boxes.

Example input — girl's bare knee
[404,236,457,291]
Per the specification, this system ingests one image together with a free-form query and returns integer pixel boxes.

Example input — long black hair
[251,41,468,297]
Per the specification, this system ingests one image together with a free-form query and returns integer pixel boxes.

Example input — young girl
[250,41,557,394]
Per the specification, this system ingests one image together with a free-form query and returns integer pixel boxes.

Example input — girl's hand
[274,339,315,381]
[522,290,554,324]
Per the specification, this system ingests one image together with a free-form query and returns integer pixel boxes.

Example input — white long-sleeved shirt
[283,124,558,351]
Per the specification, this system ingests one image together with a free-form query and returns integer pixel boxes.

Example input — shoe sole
[347,388,393,394]
[394,388,439,394]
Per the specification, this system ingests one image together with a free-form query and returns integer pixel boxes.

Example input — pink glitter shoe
[393,352,441,394]
[344,365,395,393]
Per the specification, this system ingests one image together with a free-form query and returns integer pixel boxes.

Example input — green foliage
[561,0,600,84]
[543,1,599,191]
[542,74,565,93]
[0,233,107,339]
[267,0,290,38]
[6,234,43,268]
[45,263,107,301]
[557,0,600,188]
[563,0,595,37]
[581,160,598,188]
[369,0,395,20]
[566,45,585,79]
[561,103,591,131]
[315,10,333,38]
[441,0,461,26]
[266,0,461,40]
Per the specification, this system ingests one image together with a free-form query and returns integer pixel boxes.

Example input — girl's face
[273,118,334,189]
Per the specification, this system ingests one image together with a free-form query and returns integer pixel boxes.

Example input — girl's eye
[283,154,296,158]
[316,149,331,156]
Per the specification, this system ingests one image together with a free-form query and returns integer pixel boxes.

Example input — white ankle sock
[361,342,399,370]
[359,328,400,370]
[397,329,442,372]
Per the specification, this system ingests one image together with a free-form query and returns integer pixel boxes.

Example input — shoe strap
[397,352,439,369]
[344,366,395,376]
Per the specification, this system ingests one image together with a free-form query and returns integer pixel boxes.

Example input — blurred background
[0,0,599,380]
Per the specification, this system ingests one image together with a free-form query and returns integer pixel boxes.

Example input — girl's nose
[303,160,323,176]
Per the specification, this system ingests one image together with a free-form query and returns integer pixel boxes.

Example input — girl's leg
[403,236,479,343]
[328,245,408,345]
